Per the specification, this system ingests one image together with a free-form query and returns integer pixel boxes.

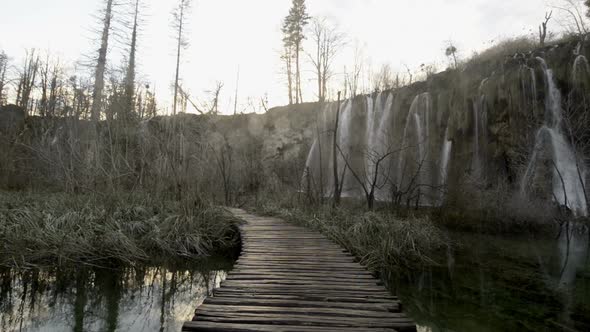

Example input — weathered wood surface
[182,208,416,332]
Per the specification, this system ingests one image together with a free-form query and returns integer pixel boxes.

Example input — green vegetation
[0,192,240,269]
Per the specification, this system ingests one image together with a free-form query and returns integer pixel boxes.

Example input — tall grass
[0,192,240,269]
[256,203,448,274]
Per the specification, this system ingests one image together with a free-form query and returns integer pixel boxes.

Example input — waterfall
[337,100,355,196]
[521,58,588,216]
[365,92,396,197]
[303,102,336,194]
[303,91,451,206]
[303,139,319,184]
[397,93,432,205]
[365,93,379,187]
[473,100,479,163]
[530,67,537,108]
[439,126,453,204]
[472,79,488,177]
[573,55,590,84]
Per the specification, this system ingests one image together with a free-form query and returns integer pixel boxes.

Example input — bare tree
[91,0,114,124]
[15,49,39,112]
[233,65,239,115]
[172,0,191,115]
[260,93,269,112]
[212,135,233,205]
[346,43,364,98]
[332,92,343,207]
[308,17,345,102]
[372,64,394,92]
[539,11,553,47]
[403,64,413,86]
[0,51,9,106]
[337,144,400,210]
[208,81,224,115]
[123,0,142,121]
[552,0,588,36]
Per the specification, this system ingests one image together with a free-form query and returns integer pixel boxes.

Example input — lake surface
[2,226,590,331]
[392,224,590,332]
[0,260,231,332]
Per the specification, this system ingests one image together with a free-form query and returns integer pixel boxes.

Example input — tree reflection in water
[0,261,229,332]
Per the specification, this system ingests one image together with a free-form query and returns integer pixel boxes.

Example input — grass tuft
[0,192,240,269]
[255,203,449,274]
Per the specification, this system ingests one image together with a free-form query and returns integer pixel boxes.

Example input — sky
[0,0,561,114]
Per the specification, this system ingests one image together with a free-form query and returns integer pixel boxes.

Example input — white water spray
[521,58,588,216]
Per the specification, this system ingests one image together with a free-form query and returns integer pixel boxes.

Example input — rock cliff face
[267,38,590,215]
[3,38,589,214]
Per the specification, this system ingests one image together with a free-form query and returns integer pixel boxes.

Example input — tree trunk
[173,0,185,115]
[91,0,113,124]
[332,91,341,208]
[0,54,6,105]
[295,42,301,104]
[367,192,375,210]
[124,0,140,121]
[286,46,293,105]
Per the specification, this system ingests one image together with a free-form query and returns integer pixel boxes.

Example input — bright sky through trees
[0,0,549,113]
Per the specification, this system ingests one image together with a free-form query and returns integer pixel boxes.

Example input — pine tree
[282,0,309,104]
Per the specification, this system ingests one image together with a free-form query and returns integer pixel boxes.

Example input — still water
[393,224,590,332]
[2,228,590,331]
[0,260,230,332]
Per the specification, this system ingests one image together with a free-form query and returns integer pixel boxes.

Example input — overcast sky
[0,0,562,114]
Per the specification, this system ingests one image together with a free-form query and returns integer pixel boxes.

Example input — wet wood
[182,208,416,332]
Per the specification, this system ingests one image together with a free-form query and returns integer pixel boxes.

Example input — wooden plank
[220,282,388,293]
[183,321,398,331]
[231,268,375,277]
[210,293,399,304]
[225,275,379,285]
[183,208,416,332]
[202,297,400,312]
[212,289,397,301]
[192,313,416,329]
[226,271,376,280]
[195,304,404,318]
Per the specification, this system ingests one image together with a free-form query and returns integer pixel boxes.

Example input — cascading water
[573,55,590,82]
[303,91,452,206]
[365,93,379,188]
[365,92,395,197]
[439,126,453,204]
[338,100,355,196]
[472,78,488,177]
[521,58,588,216]
[397,93,433,205]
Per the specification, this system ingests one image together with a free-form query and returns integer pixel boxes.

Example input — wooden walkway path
[182,209,416,332]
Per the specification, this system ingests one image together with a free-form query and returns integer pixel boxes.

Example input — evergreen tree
[282,0,309,104]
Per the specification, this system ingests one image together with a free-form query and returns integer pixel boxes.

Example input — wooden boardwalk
[182,209,416,332]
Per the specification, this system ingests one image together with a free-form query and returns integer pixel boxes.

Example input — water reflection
[0,262,229,332]
[391,222,590,332]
